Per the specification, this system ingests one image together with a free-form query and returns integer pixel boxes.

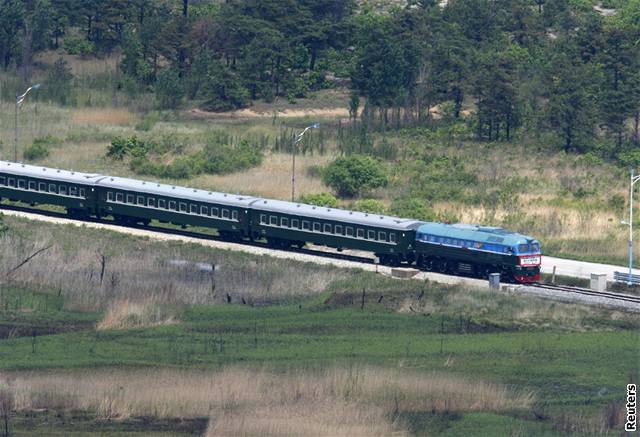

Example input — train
[0,160,542,283]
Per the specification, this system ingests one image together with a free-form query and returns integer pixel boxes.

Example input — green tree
[155,67,183,109]
[323,155,388,198]
[45,57,74,105]
[0,0,25,69]
[201,60,249,111]
[545,40,597,153]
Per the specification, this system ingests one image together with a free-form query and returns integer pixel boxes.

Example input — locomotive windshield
[516,243,541,254]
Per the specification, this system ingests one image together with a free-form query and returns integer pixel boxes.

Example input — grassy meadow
[0,215,637,435]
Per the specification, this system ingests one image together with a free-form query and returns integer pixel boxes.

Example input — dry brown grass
[0,219,346,310]
[193,152,332,199]
[96,298,178,330]
[5,365,534,435]
[71,108,137,126]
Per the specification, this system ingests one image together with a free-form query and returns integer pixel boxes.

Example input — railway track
[3,202,640,311]
[0,203,377,265]
[530,282,640,305]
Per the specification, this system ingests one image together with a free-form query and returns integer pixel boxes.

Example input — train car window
[59,186,67,195]
[38,182,46,191]
[335,225,343,235]
[49,184,57,193]
[190,204,198,214]
[211,207,219,217]
[324,224,331,233]
[179,203,187,212]
[169,201,176,210]
[367,230,375,240]
[8,178,15,187]
[18,179,25,189]
[107,192,114,201]
[222,209,230,219]
[116,193,124,202]
[232,210,238,220]
[0,177,5,185]
[260,214,267,224]
[138,196,145,205]
[79,188,85,198]
[158,199,166,209]
[28,181,36,190]
[379,231,386,241]
[313,222,321,232]
[270,215,277,225]
[389,233,396,243]
[302,221,311,230]
[291,219,299,228]
[148,198,156,207]
[281,218,289,227]
[346,227,354,237]
[357,229,364,238]
[126,194,134,203]
[200,206,208,215]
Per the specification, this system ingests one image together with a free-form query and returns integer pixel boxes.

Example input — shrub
[352,199,386,214]
[63,35,95,56]
[24,142,49,160]
[106,136,149,160]
[323,155,388,198]
[389,198,436,221]
[24,136,58,160]
[299,193,338,207]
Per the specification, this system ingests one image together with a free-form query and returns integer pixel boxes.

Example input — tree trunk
[633,111,639,146]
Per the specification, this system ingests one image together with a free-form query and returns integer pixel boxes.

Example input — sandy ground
[2,209,638,313]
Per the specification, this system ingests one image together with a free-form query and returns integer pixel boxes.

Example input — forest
[0,0,639,160]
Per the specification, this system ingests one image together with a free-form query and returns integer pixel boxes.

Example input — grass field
[0,215,637,435]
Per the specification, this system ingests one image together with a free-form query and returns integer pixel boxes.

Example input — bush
[323,155,388,198]
[352,199,386,214]
[24,136,60,161]
[63,35,95,56]
[106,136,149,160]
[389,198,437,221]
[299,193,338,207]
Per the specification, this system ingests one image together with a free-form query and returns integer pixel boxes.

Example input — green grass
[0,249,637,435]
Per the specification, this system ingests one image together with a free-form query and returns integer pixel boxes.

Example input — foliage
[299,193,338,208]
[323,155,388,198]
[155,68,183,110]
[62,35,95,56]
[124,136,264,180]
[106,136,149,160]
[352,199,386,214]
[23,136,60,161]
[45,57,74,106]
[389,198,436,221]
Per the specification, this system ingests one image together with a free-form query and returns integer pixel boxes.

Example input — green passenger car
[0,161,101,217]
[249,198,424,265]
[94,176,258,238]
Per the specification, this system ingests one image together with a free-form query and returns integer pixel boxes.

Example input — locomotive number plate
[520,256,541,266]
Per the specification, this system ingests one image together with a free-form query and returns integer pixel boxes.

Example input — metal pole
[291,137,296,202]
[14,92,18,162]
[630,169,634,286]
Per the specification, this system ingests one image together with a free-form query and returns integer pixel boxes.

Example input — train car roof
[96,175,259,207]
[250,198,424,230]
[417,222,537,246]
[0,161,104,184]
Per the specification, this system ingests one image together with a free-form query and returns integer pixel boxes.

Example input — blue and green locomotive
[0,161,541,282]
